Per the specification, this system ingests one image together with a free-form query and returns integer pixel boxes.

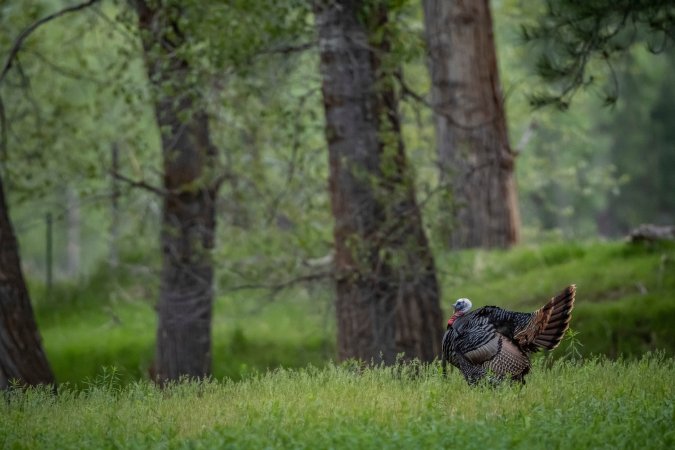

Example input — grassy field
[2,356,673,449]
[31,239,675,386]
[3,240,673,448]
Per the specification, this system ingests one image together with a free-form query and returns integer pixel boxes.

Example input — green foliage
[1,0,159,200]
[32,257,335,387]
[2,0,332,286]
[597,48,675,233]
[3,0,675,405]
[491,1,623,239]
[522,0,675,108]
[489,1,675,239]
[4,0,673,279]
[1,356,673,448]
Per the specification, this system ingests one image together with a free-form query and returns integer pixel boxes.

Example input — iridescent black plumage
[442,285,576,385]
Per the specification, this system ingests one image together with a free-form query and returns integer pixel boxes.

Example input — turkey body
[442,285,576,385]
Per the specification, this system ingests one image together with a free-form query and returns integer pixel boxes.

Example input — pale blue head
[453,298,472,313]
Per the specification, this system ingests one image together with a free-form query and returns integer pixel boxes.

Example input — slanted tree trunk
[423,0,520,249]
[315,0,442,364]
[134,0,218,383]
[0,175,55,388]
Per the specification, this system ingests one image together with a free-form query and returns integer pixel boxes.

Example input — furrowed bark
[423,0,520,249]
[0,175,55,388]
[134,0,217,383]
[315,0,442,363]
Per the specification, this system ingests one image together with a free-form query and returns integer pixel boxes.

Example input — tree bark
[423,0,520,249]
[0,175,55,388]
[134,0,218,383]
[315,0,443,364]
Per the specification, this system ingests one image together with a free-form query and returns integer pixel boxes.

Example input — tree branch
[261,41,316,55]
[112,169,233,197]
[211,169,236,192]
[0,0,102,86]
[110,171,167,196]
[226,271,334,295]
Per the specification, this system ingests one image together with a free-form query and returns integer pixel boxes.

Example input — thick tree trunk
[0,175,55,388]
[315,0,443,364]
[135,1,217,383]
[423,0,520,249]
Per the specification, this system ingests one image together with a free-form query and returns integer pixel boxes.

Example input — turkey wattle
[441,285,576,385]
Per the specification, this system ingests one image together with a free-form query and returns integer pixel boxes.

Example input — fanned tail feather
[532,285,576,350]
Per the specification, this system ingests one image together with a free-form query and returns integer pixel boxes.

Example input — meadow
[2,356,673,449]
[2,0,674,447]
[3,239,673,448]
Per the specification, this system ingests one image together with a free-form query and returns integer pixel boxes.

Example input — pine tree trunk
[0,175,55,388]
[423,0,520,249]
[315,0,443,364]
[135,0,217,383]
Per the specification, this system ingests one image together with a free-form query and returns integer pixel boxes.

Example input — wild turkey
[441,285,576,385]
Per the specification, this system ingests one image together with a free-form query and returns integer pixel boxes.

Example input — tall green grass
[2,356,673,449]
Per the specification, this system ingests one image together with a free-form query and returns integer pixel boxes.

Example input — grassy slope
[33,240,675,386]
[2,357,673,449]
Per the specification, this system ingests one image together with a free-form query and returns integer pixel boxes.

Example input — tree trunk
[315,0,443,364]
[423,0,520,249]
[0,175,55,388]
[109,142,120,269]
[135,0,218,383]
[65,187,80,279]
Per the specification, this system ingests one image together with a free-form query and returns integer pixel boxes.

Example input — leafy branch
[0,0,102,86]
[523,0,675,109]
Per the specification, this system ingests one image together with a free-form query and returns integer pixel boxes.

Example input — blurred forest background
[1,0,673,387]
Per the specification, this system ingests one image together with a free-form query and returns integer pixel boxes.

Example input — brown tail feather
[515,285,576,351]
[533,285,576,350]
[536,331,563,338]
[549,307,572,319]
